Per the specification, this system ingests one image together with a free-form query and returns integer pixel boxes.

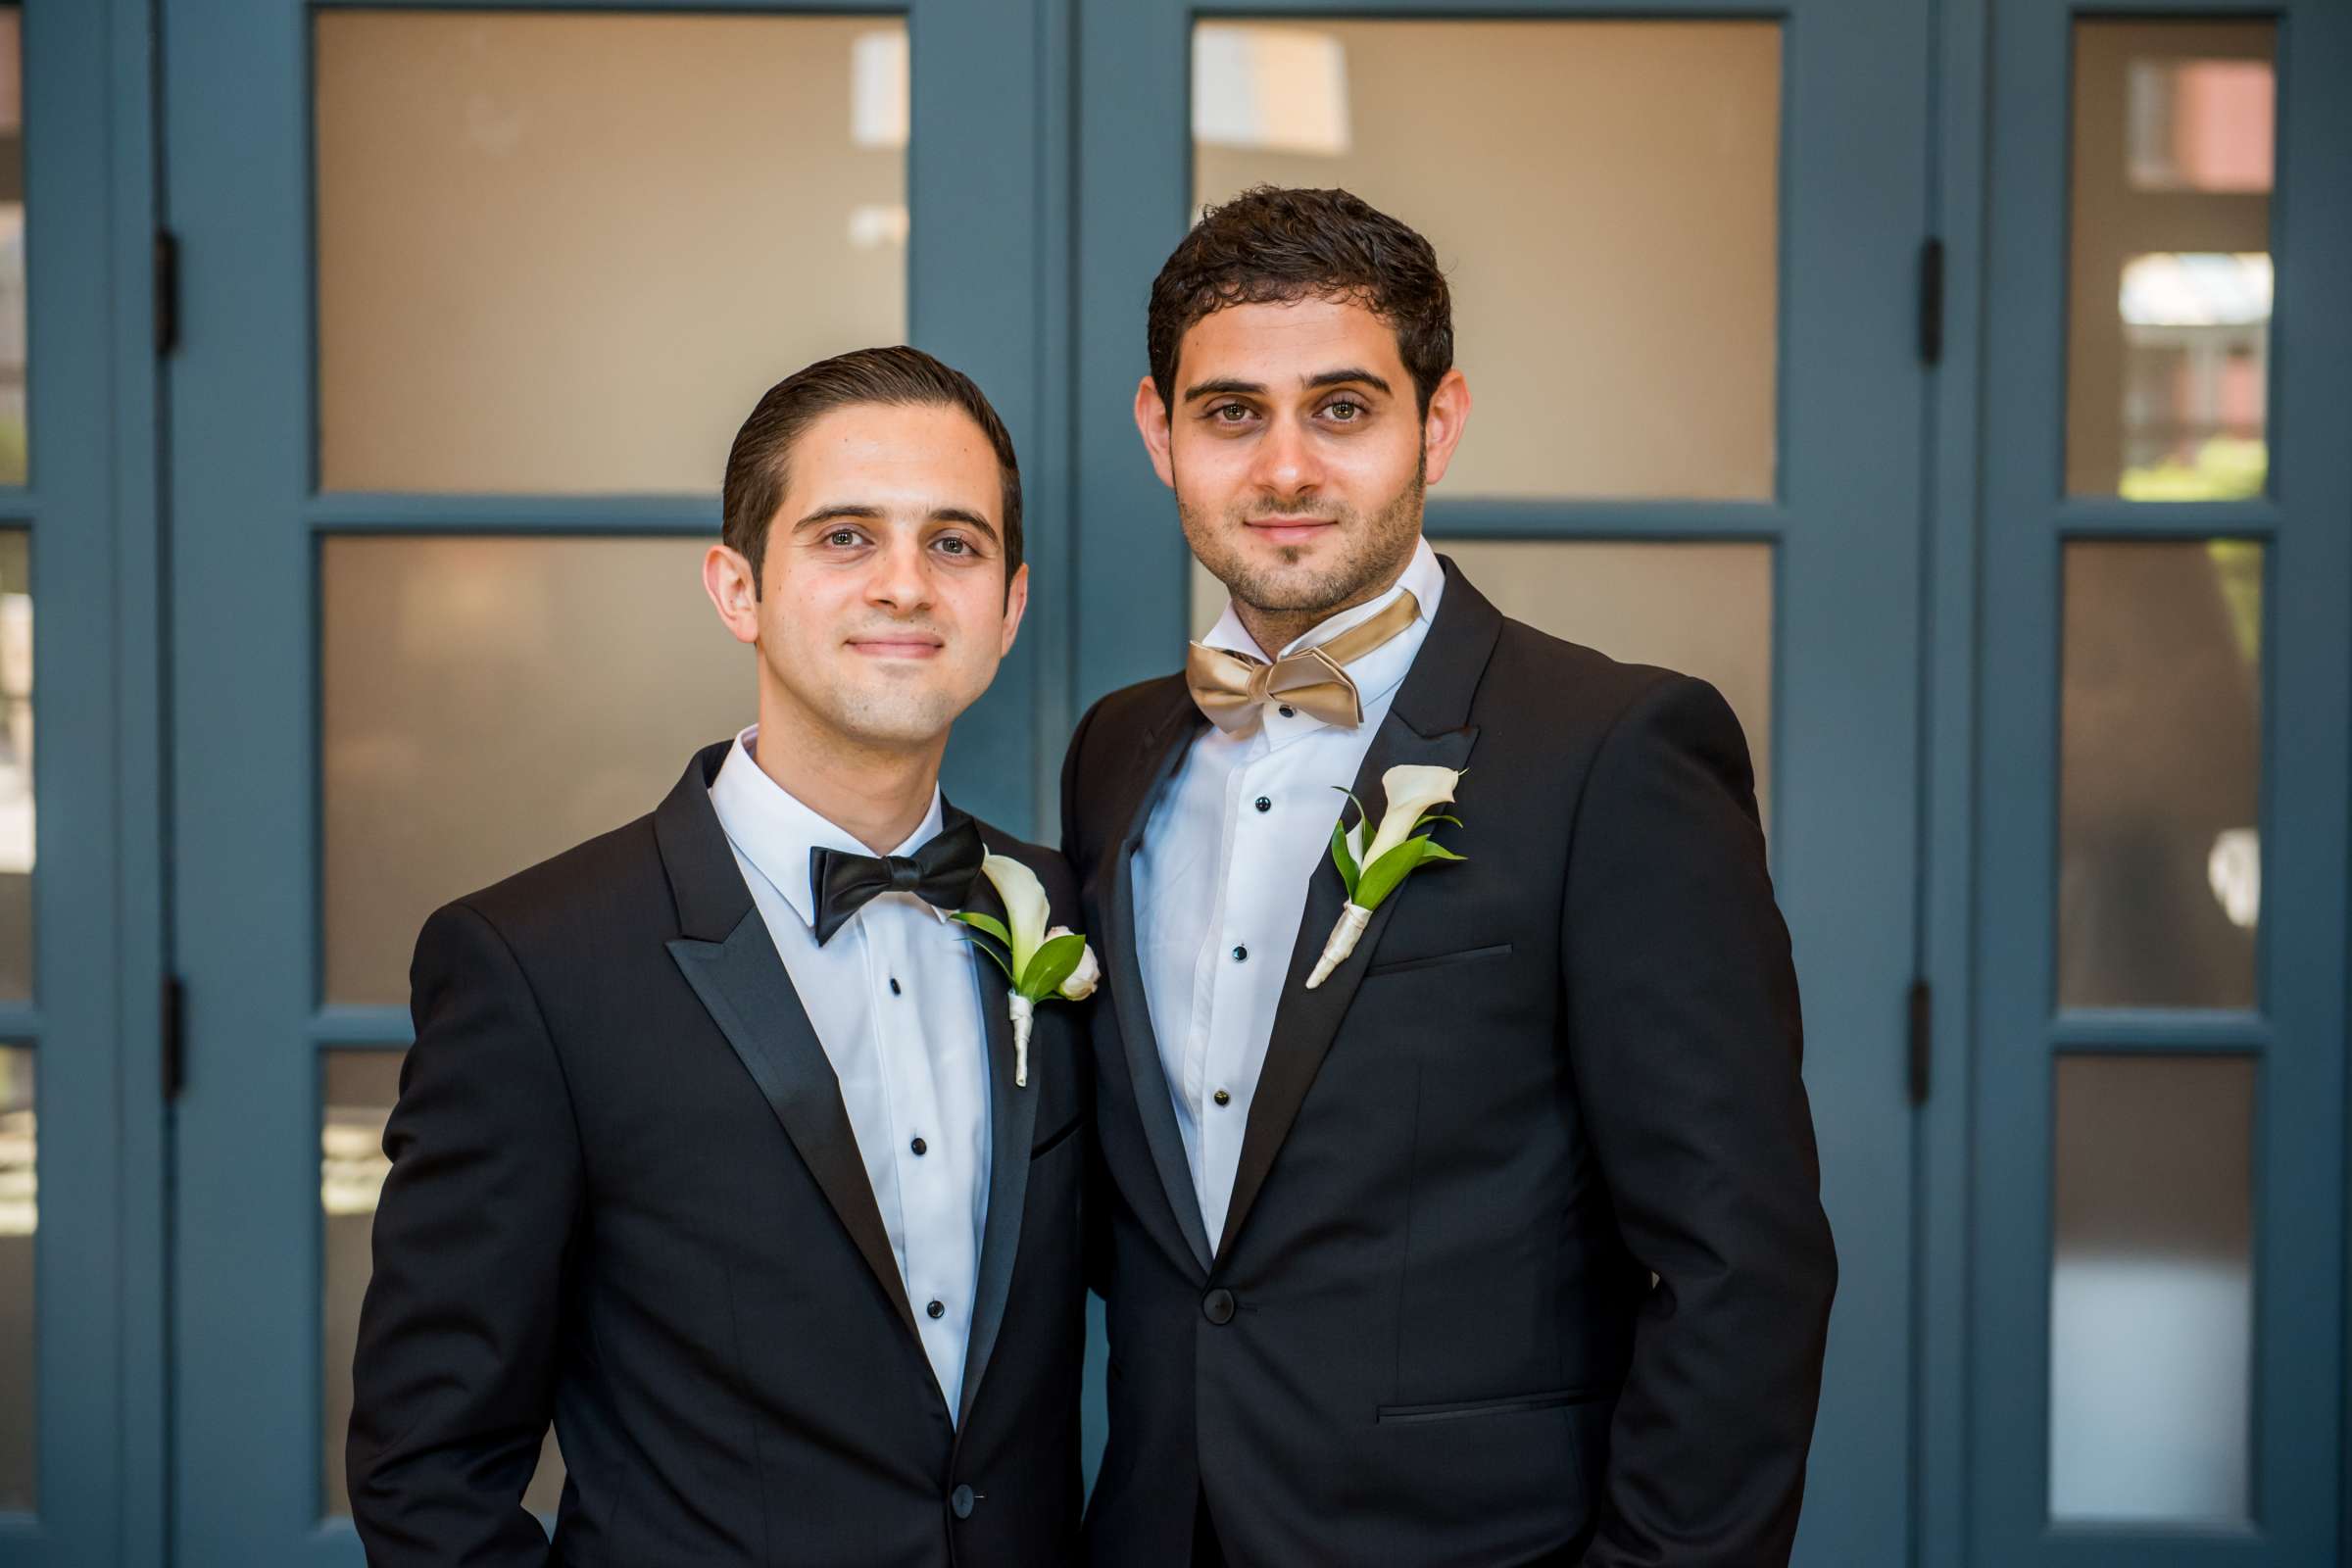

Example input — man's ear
[703,541,763,646]
[998,561,1031,658]
[1420,368,1473,487]
[1133,373,1177,490]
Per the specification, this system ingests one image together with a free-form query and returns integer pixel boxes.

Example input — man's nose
[1248,413,1324,499]
[866,534,935,611]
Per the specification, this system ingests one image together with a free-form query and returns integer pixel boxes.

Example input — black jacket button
[1202,1288,1237,1325]
[927,1298,946,1319]
[951,1483,975,1519]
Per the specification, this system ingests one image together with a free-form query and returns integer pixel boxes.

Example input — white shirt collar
[708,723,948,931]
[1199,535,1447,723]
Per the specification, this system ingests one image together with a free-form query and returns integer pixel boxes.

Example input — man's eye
[936,535,970,556]
[826,529,861,547]
[1326,400,1361,420]
[1212,404,1251,423]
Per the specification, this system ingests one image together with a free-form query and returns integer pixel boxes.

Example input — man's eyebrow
[1304,367,1392,395]
[930,507,1000,543]
[794,504,883,530]
[1183,376,1265,403]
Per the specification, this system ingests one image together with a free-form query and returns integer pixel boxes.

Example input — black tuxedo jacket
[1064,561,1837,1567]
[347,741,1090,1566]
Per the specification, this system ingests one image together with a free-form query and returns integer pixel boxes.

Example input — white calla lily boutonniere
[1307,764,1468,989]
[954,854,1099,1087]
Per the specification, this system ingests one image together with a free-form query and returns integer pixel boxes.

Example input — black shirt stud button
[1202,1288,1237,1325]
[1277,705,1296,718]
[1232,945,1248,962]
[910,1137,927,1155]
[1212,1088,1231,1107]
[1254,796,1272,812]
[889,977,902,996]
[927,1298,946,1319]
[951,1484,975,1520]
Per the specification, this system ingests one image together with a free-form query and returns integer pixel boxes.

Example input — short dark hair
[721,345,1023,596]
[1147,185,1453,416]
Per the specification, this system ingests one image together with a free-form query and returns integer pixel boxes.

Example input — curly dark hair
[721,345,1022,599]
[1146,185,1454,417]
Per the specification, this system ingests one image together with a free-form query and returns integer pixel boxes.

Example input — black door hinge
[155,229,180,358]
[1917,238,1944,367]
[162,973,186,1100]
[1906,977,1932,1105]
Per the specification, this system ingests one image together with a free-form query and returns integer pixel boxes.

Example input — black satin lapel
[1216,713,1480,1259]
[957,871,1040,1427]
[667,910,924,1347]
[1104,708,1217,1275]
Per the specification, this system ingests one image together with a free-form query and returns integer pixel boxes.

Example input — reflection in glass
[321,536,748,1004]
[2049,1054,2252,1523]
[2058,541,2260,1008]
[0,531,28,1001]
[315,12,907,493]
[1190,541,1775,833]
[0,1045,30,1511]
[2070,22,2275,499]
[1194,20,1780,501]
[323,1051,564,1518]
[0,13,23,485]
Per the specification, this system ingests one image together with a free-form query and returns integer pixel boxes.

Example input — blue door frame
[0,1,170,1562]
[160,1,1066,1558]
[1966,1,2352,1563]
[1072,2,1933,1561]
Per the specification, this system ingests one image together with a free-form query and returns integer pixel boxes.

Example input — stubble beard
[1180,453,1427,623]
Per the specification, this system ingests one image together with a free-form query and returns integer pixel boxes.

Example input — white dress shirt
[1132,537,1446,1249]
[708,725,993,1416]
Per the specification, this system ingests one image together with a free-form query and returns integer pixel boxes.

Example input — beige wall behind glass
[1193,21,1780,501]
[321,536,749,1005]
[316,13,907,494]
[1191,540,1774,833]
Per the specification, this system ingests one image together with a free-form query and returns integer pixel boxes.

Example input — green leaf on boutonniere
[1019,929,1088,1001]
[952,911,1017,983]
[1355,833,1466,909]
[1330,816,1361,899]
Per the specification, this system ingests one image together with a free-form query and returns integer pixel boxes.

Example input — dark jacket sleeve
[346,899,582,1566]
[1561,675,1838,1568]
[1059,695,1114,1302]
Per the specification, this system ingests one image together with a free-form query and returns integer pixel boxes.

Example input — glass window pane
[0,529,28,1002]
[0,11,24,486]
[1193,21,1780,502]
[1193,541,1775,833]
[323,1050,563,1517]
[2049,1054,2253,1523]
[321,536,749,1004]
[2069,21,2275,499]
[2058,541,2261,1008]
[0,1045,30,1512]
[316,12,907,493]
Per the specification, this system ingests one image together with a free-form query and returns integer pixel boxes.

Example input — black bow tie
[808,812,986,946]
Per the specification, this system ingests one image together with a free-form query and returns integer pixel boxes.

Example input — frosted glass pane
[2068,21,2275,499]
[0,12,24,486]
[2049,1054,2252,1523]
[0,531,28,1001]
[323,1050,564,1518]
[316,12,906,493]
[1193,21,1779,501]
[320,536,749,1004]
[2058,541,2260,1008]
[1193,541,1774,834]
[0,1046,29,1511]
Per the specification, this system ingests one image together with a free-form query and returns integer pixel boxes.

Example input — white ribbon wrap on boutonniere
[953,854,1098,1087]
[1306,764,1468,989]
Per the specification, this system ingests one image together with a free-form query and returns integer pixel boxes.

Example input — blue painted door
[1969,2,2350,1562]
[160,1,1061,1559]
[1071,3,1934,1562]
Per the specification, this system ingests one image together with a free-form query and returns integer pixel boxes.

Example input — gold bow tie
[1186,589,1421,735]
